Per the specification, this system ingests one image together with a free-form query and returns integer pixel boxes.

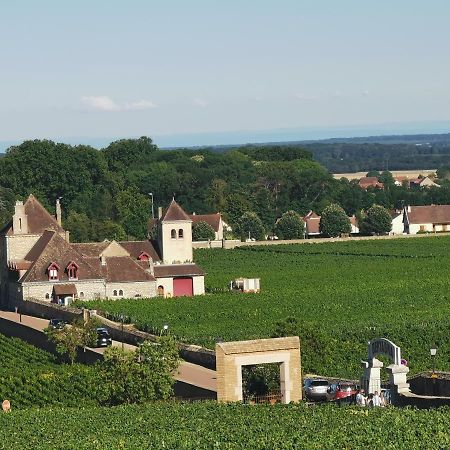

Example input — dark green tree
[274,210,305,239]
[236,212,266,241]
[192,221,216,241]
[360,204,392,235]
[114,188,150,239]
[319,204,351,237]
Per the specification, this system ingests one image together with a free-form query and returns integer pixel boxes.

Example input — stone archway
[361,338,410,396]
[215,337,301,404]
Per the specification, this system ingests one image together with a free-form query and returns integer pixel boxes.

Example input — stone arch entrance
[216,337,301,404]
[361,338,410,397]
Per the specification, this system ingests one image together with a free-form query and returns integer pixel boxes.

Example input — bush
[236,212,266,241]
[275,210,305,240]
[192,221,216,241]
[360,204,392,235]
[319,204,351,237]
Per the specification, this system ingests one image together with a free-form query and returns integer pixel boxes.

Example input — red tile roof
[104,256,156,282]
[53,284,77,295]
[154,263,205,278]
[189,213,221,232]
[1,195,64,236]
[161,200,190,222]
[406,205,450,224]
[118,240,161,262]
[303,211,321,235]
[359,177,384,189]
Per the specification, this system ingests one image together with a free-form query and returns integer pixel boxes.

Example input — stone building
[0,195,205,305]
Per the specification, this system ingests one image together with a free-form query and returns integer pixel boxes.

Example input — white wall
[391,215,404,235]
[193,276,205,295]
[155,277,174,297]
[160,220,193,264]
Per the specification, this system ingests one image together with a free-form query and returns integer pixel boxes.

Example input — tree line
[1,137,450,242]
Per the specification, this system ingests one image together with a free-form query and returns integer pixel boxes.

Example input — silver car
[304,379,329,401]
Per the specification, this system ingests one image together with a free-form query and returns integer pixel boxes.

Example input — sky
[1,0,450,149]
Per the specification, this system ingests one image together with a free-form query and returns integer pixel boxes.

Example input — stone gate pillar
[361,357,383,394]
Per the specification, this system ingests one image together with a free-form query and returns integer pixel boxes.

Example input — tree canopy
[319,204,351,237]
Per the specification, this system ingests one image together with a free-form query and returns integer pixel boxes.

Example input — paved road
[0,310,217,392]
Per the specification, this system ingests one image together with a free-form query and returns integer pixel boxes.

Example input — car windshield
[340,384,356,391]
[310,381,328,387]
[98,330,109,337]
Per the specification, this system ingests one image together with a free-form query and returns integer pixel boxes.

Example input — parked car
[48,318,66,330]
[304,379,329,401]
[326,382,358,404]
[95,328,112,347]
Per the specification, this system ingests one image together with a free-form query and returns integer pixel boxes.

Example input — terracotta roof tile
[154,263,205,278]
[53,284,77,295]
[104,256,156,282]
[118,241,161,262]
[189,213,221,232]
[71,242,111,258]
[161,200,190,222]
[407,205,450,224]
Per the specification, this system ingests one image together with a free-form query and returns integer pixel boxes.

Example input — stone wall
[105,281,156,300]
[22,280,106,302]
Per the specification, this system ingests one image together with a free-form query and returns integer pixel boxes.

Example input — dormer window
[66,261,79,280]
[138,252,150,261]
[171,229,176,239]
[47,262,60,281]
[178,229,184,238]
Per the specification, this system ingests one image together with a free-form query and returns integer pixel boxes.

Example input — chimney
[158,206,163,219]
[56,198,62,226]
[147,258,154,275]
[12,200,28,235]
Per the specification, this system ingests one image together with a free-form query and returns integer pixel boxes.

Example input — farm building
[0,195,205,305]
[402,205,450,234]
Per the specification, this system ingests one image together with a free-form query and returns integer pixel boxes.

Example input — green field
[0,333,99,409]
[1,402,450,449]
[81,236,450,378]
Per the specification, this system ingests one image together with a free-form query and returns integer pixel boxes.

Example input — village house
[402,205,450,234]
[358,177,384,190]
[303,211,359,238]
[0,195,205,306]
[189,212,230,241]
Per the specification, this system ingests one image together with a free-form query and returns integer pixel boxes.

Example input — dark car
[326,382,358,404]
[95,328,112,347]
[304,379,329,401]
[48,318,66,330]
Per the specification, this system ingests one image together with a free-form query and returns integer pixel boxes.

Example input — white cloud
[81,96,157,112]
[193,98,208,107]
[81,96,121,111]
[124,99,157,111]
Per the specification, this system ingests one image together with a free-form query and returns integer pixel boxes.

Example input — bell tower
[158,200,192,264]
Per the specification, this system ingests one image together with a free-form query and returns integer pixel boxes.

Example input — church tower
[158,200,193,264]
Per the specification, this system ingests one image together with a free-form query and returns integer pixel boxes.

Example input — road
[0,310,217,392]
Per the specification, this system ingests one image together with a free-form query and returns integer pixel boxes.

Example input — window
[178,229,184,238]
[47,263,60,281]
[157,285,164,297]
[119,289,124,296]
[171,229,176,239]
[138,252,149,261]
[113,290,117,296]
[79,292,84,298]
[419,225,425,232]
[66,261,79,280]
[45,293,50,300]
[443,225,448,232]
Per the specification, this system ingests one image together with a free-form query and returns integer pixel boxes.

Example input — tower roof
[161,199,190,222]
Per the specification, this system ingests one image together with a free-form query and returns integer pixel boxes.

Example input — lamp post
[119,314,124,350]
[160,324,169,336]
[430,345,437,377]
[148,193,154,219]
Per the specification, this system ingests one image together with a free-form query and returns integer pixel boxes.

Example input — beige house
[403,205,450,234]
[189,213,225,240]
[0,196,205,305]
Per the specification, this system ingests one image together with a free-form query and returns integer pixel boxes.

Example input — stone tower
[158,200,193,264]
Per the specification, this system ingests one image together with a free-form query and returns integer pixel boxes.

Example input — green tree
[236,212,266,241]
[65,211,91,242]
[98,336,179,405]
[45,318,100,364]
[319,204,351,237]
[360,204,392,235]
[275,210,305,239]
[114,188,150,239]
[192,221,216,241]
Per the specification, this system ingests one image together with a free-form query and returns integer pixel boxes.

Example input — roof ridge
[161,199,190,222]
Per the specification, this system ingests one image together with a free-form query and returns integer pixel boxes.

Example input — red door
[173,277,193,297]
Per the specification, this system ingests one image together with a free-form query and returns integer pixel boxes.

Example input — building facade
[0,196,205,305]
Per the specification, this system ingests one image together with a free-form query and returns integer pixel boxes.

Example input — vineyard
[0,333,99,408]
[1,402,450,449]
[80,236,450,378]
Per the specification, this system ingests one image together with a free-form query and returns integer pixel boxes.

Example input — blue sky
[1,0,450,148]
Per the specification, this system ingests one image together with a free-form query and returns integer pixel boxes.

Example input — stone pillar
[387,364,410,404]
[361,357,384,394]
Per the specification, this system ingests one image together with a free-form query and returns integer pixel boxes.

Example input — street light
[430,345,438,376]
[148,193,154,219]
[119,314,124,350]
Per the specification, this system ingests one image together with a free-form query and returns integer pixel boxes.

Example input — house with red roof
[358,177,384,190]
[403,205,450,234]
[0,196,205,305]
[189,212,227,241]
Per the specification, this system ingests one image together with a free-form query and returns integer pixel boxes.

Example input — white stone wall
[6,234,41,260]
[105,281,156,299]
[216,220,224,240]
[391,215,405,234]
[155,277,174,297]
[22,280,106,302]
[159,220,193,264]
[193,275,205,295]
